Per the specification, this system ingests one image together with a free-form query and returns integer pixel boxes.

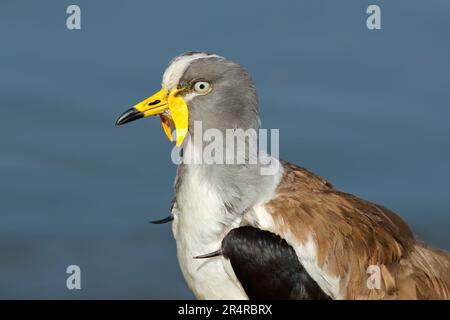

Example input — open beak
[115,88,189,146]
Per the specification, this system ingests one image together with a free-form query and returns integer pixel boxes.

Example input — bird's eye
[193,81,211,94]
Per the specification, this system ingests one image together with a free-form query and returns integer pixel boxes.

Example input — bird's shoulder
[259,161,422,298]
[270,160,415,254]
[278,160,335,192]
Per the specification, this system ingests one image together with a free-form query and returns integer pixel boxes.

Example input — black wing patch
[221,226,331,300]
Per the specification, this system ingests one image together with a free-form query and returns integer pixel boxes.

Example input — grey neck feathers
[175,130,281,217]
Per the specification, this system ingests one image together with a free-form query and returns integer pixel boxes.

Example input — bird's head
[115,52,260,146]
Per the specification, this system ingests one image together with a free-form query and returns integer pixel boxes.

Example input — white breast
[172,165,247,299]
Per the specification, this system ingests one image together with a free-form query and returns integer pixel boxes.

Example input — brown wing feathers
[265,161,450,299]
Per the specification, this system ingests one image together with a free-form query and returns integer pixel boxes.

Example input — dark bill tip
[193,249,223,259]
[115,108,144,126]
[149,215,174,224]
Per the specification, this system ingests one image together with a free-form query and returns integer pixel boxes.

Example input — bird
[116,52,450,300]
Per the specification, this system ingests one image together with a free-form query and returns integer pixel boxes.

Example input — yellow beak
[115,88,189,146]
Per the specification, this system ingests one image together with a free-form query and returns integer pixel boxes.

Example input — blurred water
[0,0,449,298]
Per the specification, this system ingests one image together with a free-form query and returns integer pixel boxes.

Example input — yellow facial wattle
[167,89,188,147]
